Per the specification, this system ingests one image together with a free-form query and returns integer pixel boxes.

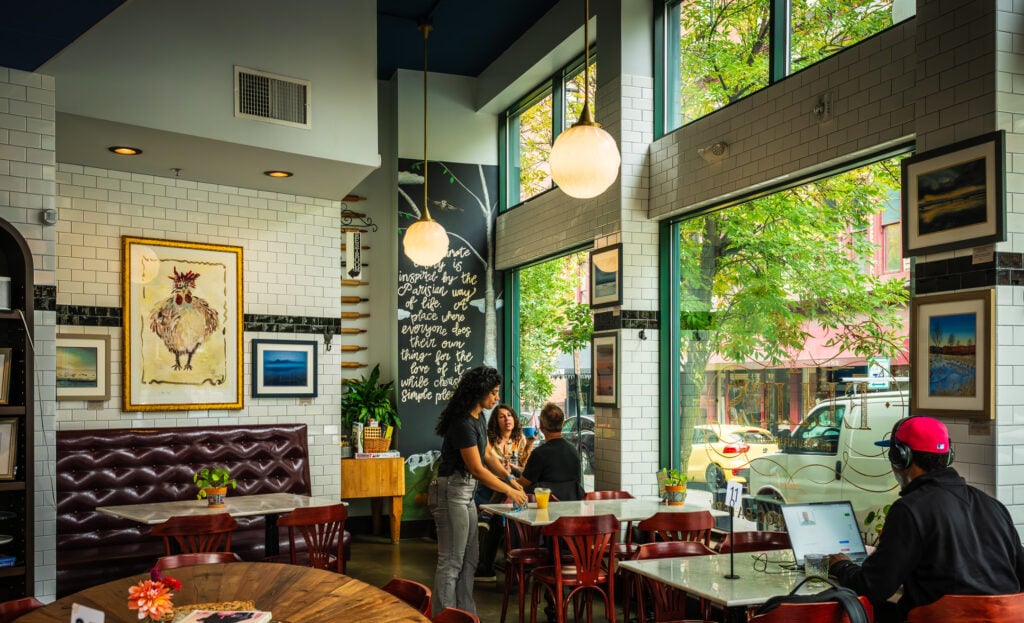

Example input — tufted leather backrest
[56,424,310,560]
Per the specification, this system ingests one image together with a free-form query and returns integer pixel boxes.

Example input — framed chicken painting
[123,237,243,411]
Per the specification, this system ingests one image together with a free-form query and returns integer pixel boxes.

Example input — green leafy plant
[341,364,401,430]
[193,466,237,499]
[863,503,891,545]
[659,468,687,486]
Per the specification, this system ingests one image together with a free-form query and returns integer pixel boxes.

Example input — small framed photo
[590,244,623,309]
[0,348,10,405]
[591,332,619,407]
[252,339,318,398]
[902,130,1005,256]
[910,289,994,419]
[0,418,17,480]
[57,334,111,402]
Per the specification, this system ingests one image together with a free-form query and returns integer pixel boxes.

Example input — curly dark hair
[436,366,502,436]
[487,403,523,445]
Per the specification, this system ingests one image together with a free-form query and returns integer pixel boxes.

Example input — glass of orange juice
[535,487,551,510]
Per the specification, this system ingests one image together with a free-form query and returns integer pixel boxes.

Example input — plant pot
[664,484,686,506]
[205,487,228,508]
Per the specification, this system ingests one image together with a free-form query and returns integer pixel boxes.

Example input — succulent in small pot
[658,468,687,506]
[193,466,237,507]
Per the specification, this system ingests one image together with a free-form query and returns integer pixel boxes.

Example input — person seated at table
[475,403,534,582]
[516,402,584,502]
[829,416,1024,623]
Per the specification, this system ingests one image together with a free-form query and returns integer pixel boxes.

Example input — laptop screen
[781,501,868,565]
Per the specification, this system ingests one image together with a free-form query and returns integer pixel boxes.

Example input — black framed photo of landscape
[902,130,1004,256]
[56,333,111,401]
[252,339,318,398]
[910,289,994,419]
[592,332,619,407]
[590,244,623,309]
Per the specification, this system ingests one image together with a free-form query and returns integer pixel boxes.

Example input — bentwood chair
[715,530,791,554]
[151,513,238,556]
[382,577,432,616]
[500,494,549,623]
[906,593,1024,623]
[0,597,45,623]
[582,491,639,558]
[155,551,242,570]
[270,503,348,573]
[529,514,619,623]
[433,607,481,623]
[636,511,715,546]
[748,597,874,623]
[626,541,718,623]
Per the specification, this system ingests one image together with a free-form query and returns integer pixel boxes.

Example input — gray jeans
[429,471,479,616]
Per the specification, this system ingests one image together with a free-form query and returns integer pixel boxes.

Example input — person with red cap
[828,416,1024,622]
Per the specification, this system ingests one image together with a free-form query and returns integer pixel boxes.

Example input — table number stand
[723,480,743,580]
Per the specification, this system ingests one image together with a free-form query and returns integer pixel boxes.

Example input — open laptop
[781,500,869,566]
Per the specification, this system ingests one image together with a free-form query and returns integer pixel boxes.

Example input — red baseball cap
[876,416,950,453]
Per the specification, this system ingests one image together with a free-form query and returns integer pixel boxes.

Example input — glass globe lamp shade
[403,217,449,267]
[549,123,621,199]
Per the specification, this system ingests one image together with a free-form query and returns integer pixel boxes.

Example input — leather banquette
[56,424,348,597]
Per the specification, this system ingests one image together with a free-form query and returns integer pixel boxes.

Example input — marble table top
[96,492,343,524]
[480,497,726,526]
[618,550,825,609]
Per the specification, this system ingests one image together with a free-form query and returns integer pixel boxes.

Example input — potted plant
[193,466,237,508]
[341,364,401,449]
[658,468,687,506]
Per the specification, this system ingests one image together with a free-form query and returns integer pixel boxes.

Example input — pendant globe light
[403,21,450,267]
[548,0,621,199]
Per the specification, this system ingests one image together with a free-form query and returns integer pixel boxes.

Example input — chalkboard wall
[396,158,502,458]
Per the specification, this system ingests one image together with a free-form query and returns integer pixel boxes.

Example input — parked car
[529,414,595,475]
[685,424,779,488]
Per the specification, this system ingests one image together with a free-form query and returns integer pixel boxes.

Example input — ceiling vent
[234,66,311,129]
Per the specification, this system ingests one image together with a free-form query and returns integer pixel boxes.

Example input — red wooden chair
[748,596,874,623]
[715,530,791,554]
[0,597,44,623]
[155,551,241,570]
[626,540,718,623]
[382,577,432,616]
[906,593,1024,623]
[636,511,715,546]
[433,607,481,623]
[500,493,548,623]
[269,503,348,573]
[151,513,238,555]
[529,514,619,623]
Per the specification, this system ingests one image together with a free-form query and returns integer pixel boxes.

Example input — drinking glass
[535,487,551,509]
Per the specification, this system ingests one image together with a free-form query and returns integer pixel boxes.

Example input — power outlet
[814,91,833,123]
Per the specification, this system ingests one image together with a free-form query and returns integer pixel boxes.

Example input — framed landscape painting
[902,131,1004,256]
[0,348,10,405]
[910,289,994,419]
[590,244,622,309]
[56,333,111,401]
[123,237,243,411]
[592,332,619,407]
[252,339,318,398]
[0,418,16,480]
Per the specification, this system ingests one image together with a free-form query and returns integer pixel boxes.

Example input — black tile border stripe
[51,303,342,334]
[595,310,660,332]
[913,252,1024,295]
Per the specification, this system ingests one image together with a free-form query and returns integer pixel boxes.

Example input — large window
[669,155,910,540]
[662,0,906,131]
[504,54,596,208]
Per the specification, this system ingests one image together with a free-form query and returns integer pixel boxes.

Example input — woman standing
[430,366,527,616]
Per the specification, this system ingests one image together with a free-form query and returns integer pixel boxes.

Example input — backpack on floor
[754,576,869,623]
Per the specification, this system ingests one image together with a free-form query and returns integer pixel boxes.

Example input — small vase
[205,487,228,508]
[664,484,686,506]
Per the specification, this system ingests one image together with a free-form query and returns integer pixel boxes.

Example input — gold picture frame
[123,237,243,411]
[0,348,10,405]
[0,418,17,479]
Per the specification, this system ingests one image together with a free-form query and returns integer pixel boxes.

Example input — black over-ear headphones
[888,416,954,469]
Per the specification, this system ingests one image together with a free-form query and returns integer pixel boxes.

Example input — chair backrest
[541,514,619,586]
[636,511,714,546]
[382,578,432,616]
[584,490,634,501]
[631,541,718,622]
[0,597,45,623]
[150,513,238,555]
[633,540,717,560]
[154,551,242,570]
[278,503,348,572]
[432,606,481,623]
[906,593,1024,623]
[749,597,874,623]
[716,530,791,554]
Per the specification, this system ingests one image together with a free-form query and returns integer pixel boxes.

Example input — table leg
[389,495,402,543]
[371,498,383,536]
[265,512,281,556]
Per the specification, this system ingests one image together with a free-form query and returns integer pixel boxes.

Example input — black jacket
[832,467,1024,619]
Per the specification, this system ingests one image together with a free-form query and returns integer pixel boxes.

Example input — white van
[744,387,908,541]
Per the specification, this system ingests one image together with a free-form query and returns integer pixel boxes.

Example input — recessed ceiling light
[264,170,293,178]
[109,146,142,155]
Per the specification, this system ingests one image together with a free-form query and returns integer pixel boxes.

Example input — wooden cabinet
[0,218,34,600]
[340,458,404,543]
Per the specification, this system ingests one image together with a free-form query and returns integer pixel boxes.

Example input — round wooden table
[21,562,430,623]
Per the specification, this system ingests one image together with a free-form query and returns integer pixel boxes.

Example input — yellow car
[686,424,779,488]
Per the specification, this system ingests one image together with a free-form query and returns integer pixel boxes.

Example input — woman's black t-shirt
[437,413,487,477]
